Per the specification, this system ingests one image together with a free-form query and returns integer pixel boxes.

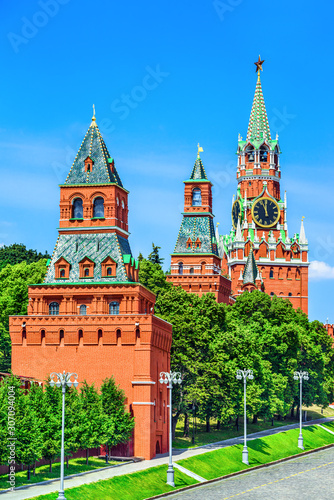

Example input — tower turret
[167,146,231,303]
[225,59,309,313]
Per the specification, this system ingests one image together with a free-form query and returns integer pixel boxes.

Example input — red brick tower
[167,147,231,303]
[9,112,172,459]
[221,60,309,313]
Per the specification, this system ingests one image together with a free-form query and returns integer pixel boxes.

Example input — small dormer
[55,257,71,279]
[186,237,193,249]
[101,256,117,277]
[195,238,201,249]
[79,256,95,278]
[85,156,94,173]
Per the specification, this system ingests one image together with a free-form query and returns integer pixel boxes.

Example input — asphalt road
[162,447,334,500]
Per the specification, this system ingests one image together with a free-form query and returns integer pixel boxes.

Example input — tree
[0,374,22,470]
[77,382,106,465]
[138,258,171,297]
[0,244,50,271]
[15,385,43,479]
[100,377,134,455]
[147,243,164,265]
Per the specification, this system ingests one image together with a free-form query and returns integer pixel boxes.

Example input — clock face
[232,199,242,229]
[251,198,280,228]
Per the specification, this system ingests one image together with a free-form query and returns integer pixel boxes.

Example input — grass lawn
[322,420,334,432]
[173,404,334,449]
[31,466,197,500]
[177,425,334,480]
[0,457,120,491]
[30,424,334,500]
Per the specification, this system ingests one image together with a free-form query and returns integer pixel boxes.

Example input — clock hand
[264,200,268,217]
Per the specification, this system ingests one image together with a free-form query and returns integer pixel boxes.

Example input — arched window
[246,146,254,162]
[116,197,119,206]
[79,304,87,315]
[201,261,206,274]
[49,302,59,315]
[121,200,125,209]
[93,197,104,218]
[72,198,83,219]
[84,268,90,277]
[178,262,183,275]
[189,268,194,274]
[269,268,274,278]
[109,301,119,315]
[288,292,292,297]
[60,269,65,278]
[259,147,268,162]
[192,188,201,206]
[107,267,112,276]
[270,292,274,296]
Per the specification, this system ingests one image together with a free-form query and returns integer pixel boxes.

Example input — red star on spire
[254,55,265,73]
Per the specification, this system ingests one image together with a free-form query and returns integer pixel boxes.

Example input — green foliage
[138,258,171,297]
[0,376,134,470]
[147,243,164,265]
[100,377,134,449]
[0,244,50,271]
[155,285,334,429]
[0,259,47,329]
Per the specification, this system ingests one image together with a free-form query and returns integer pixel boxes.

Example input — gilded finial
[197,143,203,157]
[91,104,97,126]
[302,216,305,221]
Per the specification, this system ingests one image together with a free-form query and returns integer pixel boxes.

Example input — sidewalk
[2,417,334,500]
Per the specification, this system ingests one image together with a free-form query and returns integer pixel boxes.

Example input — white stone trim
[131,381,156,385]
[132,401,155,406]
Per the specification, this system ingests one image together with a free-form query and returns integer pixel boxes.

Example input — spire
[189,146,208,180]
[299,217,308,244]
[91,104,97,127]
[64,113,123,186]
[243,245,258,286]
[235,217,243,241]
[247,58,271,143]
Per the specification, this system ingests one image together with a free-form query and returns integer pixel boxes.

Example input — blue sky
[1,0,334,322]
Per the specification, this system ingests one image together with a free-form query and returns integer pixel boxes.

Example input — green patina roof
[188,156,208,181]
[64,120,123,186]
[45,233,135,284]
[243,247,258,286]
[247,73,271,143]
[174,216,218,255]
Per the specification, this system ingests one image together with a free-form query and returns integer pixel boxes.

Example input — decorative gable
[85,156,94,173]
[79,256,95,279]
[55,257,71,279]
[101,256,117,277]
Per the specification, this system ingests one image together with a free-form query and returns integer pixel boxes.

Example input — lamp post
[236,369,254,465]
[293,370,309,450]
[49,371,79,500]
[159,371,182,487]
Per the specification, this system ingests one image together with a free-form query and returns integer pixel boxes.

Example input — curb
[146,443,334,499]
[0,460,133,494]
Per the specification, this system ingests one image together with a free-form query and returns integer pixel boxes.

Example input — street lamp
[159,371,182,487]
[293,370,309,450]
[49,371,79,500]
[236,369,254,465]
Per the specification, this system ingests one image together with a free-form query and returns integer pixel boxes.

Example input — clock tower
[221,59,309,313]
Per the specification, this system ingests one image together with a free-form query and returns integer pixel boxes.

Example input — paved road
[162,447,334,500]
